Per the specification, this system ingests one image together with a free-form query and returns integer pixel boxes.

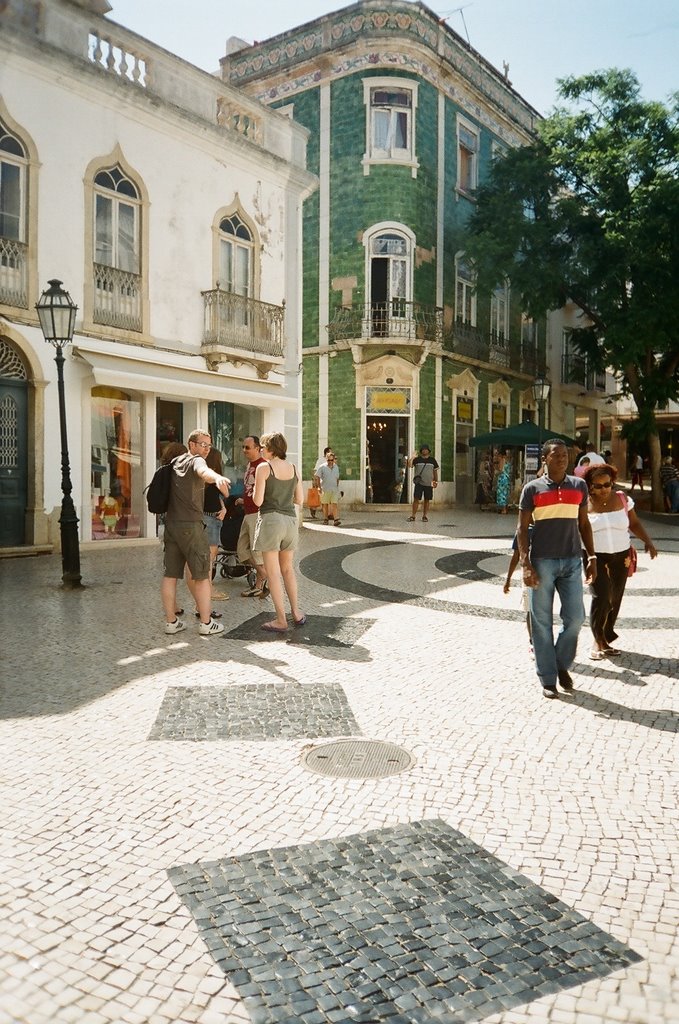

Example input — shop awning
[72,342,299,409]
[469,421,577,448]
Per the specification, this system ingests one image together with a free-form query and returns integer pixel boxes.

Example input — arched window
[94,166,140,273]
[93,165,142,331]
[490,280,509,342]
[455,254,476,326]
[0,120,28,307]
[367,227,412,337]
[218,213,253,299]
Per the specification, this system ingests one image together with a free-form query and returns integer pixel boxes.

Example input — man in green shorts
[162,429,230,636]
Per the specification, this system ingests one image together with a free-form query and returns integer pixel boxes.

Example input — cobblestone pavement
[1,508,678,1024]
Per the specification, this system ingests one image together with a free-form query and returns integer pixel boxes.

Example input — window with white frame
[455,254,476,326]
[218,212,254,329]
[490,280,509,342]
[368,228,412,337]
[0,121,28,307]
[93,165,142,331]
[219,213,253,298]
[362,78,419,175]
[521,314,538,354]
[456,117,479,196]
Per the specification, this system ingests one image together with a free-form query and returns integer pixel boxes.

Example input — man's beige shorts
[237,512,264,566]
[163,520,211,581]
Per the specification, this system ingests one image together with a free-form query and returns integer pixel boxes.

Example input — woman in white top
[584,464,657,659]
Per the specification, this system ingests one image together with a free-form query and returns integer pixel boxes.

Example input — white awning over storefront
[73,341,298,409]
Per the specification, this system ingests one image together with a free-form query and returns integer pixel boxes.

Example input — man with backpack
[161,429,230,637]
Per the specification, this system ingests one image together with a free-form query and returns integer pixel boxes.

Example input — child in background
[504,529,533,653]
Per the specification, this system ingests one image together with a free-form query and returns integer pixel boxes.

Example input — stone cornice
[222,0,540,138]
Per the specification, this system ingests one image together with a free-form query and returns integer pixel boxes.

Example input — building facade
[0,0,315,550]
[222,0,563,506]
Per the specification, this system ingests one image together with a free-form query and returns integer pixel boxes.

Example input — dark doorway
[366,416,409,503]
[0,378,28,546]
[370,258,388,338]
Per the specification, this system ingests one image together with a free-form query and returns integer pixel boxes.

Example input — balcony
[328,300,443,345]
[562,352,606,392]
[0,237,28,307]
[446,320,489,362]
[489,329,510,368]
[201,287,285,373]
[93,263,142,332]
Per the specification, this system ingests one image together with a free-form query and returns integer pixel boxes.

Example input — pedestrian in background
[518,438,597,699]
[660,456,679,513]
[236,436,269,597]
[315,450,341,525]
[201,447,229,615]
[309,447,332,518]
[630,453,644,491]
[253,432,306,633]
[407,445,438,522]
[494,451,511,514]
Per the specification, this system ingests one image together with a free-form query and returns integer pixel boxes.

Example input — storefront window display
[91,386,142,539]
[208,400,261,496]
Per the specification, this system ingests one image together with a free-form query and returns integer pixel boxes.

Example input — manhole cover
[303,739,414,779]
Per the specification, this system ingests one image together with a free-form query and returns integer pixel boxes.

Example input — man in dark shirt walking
[518,439,597,699]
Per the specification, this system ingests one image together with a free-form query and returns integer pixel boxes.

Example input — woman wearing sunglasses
[584,464,657,660]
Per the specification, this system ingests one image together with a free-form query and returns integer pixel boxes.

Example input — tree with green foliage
[466,69,679,511]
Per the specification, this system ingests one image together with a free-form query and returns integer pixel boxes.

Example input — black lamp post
[36,279,82,588]
[531,374,551,431]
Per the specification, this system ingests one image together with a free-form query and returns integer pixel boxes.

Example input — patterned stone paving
[148,683,361,742]
[1,508,678,1023]
[170,819,642,1024]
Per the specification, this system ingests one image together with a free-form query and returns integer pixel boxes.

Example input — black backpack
[145,458,177,514]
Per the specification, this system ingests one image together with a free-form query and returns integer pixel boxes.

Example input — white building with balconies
[0,0,315,549]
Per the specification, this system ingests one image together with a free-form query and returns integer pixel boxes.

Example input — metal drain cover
[303,739,414,779]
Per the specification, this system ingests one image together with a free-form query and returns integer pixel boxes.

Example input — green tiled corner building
[222,0,545,507]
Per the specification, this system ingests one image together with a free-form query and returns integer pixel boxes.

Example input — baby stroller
[213,498,257,589]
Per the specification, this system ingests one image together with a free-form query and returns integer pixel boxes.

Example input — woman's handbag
[306,486,321,510]
[625,545,637,577]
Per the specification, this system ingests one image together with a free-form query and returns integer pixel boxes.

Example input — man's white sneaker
[165,618,186,634]
[198,618,224,636]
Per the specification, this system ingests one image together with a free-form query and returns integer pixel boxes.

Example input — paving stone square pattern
[227,611,375,648]
[169,819,642,1024]
[148,683,361,741]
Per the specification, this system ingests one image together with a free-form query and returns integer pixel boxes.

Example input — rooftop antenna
[437,4,473,46]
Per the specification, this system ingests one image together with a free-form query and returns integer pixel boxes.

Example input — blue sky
[107,0,678,116]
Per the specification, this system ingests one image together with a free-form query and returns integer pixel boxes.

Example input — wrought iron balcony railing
[202,287,285,359]
[328,300,443,345]
[93,263,142,332]
[446,320,489,361]
[562,352,606,392]
[489,329,510,368]
[0,237,28,308]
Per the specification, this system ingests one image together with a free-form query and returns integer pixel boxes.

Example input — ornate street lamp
[531,373,551,430]
[36,279,82,587]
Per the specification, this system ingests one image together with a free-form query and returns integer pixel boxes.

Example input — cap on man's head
[419,444,431,453]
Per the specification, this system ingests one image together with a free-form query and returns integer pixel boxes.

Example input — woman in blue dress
[494,451,511,514]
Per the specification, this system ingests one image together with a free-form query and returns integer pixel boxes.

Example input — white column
[436,89,445,308]
[317,81,331,460]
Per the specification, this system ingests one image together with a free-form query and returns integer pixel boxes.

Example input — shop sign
[366,387,410,414]
[456,396,474,424]
[491,403,507,429]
